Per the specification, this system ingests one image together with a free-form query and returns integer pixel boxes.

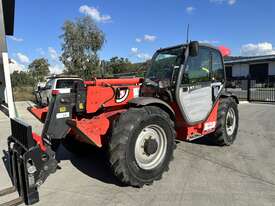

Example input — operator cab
[141,41,226,124]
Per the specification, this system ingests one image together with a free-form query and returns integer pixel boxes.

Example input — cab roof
[156,42,219,53]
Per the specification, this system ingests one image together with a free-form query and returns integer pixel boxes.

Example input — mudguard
[221,90,239,104]
[129,97,175,119]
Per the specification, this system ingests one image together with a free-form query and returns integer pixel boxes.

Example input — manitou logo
[116,88,129,103]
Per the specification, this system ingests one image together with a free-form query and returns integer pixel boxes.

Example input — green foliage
[28,58,50,84]
[100,57,151,78]
[102,57,133,75]
[11,71,34,87]
[60,16,105,80]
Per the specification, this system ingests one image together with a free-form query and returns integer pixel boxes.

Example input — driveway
[1,102,275,206]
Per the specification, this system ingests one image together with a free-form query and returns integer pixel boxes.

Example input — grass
[12,86,35,102]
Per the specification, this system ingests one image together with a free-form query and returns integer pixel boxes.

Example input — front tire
[212,97,239,146]
[108,106,176,187]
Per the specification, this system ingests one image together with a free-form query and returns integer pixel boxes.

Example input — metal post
[0,0,15,118]
[247,76,251,101]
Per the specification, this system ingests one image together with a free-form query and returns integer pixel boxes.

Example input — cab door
[176,46,213,124]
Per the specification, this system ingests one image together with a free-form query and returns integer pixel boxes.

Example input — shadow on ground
[56,145,124,187]
[177,135,221,147]
[1,145,123,189]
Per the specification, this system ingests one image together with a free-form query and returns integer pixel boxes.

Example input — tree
[11,71,34,87]
[28,58,50,85]
[104,57,133,74]
[60,16,105,79]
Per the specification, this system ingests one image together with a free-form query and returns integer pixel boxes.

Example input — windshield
[56,79,83,89]
[145,46,184,84]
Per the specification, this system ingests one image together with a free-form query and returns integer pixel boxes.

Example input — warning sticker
[56,112,70,119]
[203,121,216,131]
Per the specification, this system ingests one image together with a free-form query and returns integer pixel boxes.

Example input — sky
[7,0,275,74]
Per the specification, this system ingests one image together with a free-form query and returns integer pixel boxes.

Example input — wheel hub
[144,138,158,156]
[226,108,236,136]
[227,117,233,127]
[134,125,167,170]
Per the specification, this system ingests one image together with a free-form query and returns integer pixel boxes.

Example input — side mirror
[189,41,199,57]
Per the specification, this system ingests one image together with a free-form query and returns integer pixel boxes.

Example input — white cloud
[36,48,45,56]
[186,6,195,14]
[9,59,25,73]
[137,53,151,61]
[16,52,30,64]
[135,35,157,43]
[49,63,64,74]
[131,47,139,54]
[79,5,111,23]
[136,38,142,43]
[48,47,58,61]
[144,34,157,42]
[240,42,275,56]
[210,0,237,5]
[9,36,24,42]
[130,48,151,61]
[228,0,237,5]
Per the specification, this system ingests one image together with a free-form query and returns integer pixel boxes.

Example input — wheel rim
[226,107,236,136]
[134,124,167,170]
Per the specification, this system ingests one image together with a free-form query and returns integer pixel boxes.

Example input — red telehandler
[1,42,239,205]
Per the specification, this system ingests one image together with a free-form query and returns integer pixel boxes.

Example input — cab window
[182,47,211,84]
[146,47,183,82]
[211,50,224,82]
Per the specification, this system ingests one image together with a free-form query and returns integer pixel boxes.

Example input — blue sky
[7,0,275,73]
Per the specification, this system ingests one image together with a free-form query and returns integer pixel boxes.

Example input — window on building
[249,63,268,81]
[225,66,232,80]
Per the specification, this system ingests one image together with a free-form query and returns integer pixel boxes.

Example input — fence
[226,78,275,102]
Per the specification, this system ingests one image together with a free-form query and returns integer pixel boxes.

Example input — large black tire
[108,106,176,187]
[212,97,239,146]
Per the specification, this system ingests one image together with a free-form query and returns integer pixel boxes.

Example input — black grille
[10,118,36,150]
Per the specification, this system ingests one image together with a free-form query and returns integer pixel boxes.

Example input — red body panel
[32,132,46,152]
[70,109,127,147]
[86,85,140,113]
[28,106,48,123]
[84,78,143,86]
[73,79,144,146]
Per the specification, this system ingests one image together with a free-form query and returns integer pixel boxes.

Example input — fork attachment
[0,118,57,206]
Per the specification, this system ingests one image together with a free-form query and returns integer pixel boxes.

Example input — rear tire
[108,106,176,187]
[212,97,239,146]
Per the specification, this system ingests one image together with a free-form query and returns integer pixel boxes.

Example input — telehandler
[1,41,238,205]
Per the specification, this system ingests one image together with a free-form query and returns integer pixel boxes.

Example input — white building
[224,55,275,81]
